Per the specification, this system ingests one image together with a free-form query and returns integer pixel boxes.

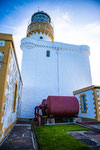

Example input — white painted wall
[20,37,92,118]
[30,32,51,41]
[0,49,22,142]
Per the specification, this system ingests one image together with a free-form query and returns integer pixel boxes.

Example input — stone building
[0,33,22,143]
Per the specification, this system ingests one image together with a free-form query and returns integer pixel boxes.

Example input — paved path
[77,121,100,133]
[0,120,34,150]
[68,130,100,150]
[1,119,100,150]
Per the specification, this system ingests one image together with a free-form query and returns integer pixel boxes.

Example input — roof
[73,85,100,95]
[31,11,51,23]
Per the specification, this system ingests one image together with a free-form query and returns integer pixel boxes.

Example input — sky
[0,0,100,85]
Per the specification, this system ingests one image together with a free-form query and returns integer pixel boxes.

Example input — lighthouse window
[40,36,43,39]
[46,50,50,57]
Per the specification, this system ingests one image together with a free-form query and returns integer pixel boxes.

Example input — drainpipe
[56,48,59,96]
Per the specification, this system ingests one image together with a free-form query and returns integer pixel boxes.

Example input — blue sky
[1,0,100,23]
[0,0,100,84]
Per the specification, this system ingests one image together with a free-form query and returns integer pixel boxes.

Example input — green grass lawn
[36,124,91,150]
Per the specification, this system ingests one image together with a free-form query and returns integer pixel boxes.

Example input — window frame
[46,50,50,57]
[80,94,88,113]
[13,82,18,113]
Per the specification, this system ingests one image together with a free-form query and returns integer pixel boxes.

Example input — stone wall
[0,34,22,143]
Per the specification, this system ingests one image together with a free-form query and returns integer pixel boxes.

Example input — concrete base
[73,117,82,123]
[47,118,55,124]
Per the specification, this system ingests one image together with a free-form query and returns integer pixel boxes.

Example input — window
[0,52,4,62]
[13,83,18,112]
[82,95,86,112]
[46,50,50,57]
[0,52,4,70]
[80,94,87,113]
[40,36,43,39]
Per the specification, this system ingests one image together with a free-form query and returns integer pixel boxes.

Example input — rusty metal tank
[47,96,79,117]
[41,99,47,115]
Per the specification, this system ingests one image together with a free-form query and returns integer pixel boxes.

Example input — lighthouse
[27,11,54,41]
[20,11,92,118]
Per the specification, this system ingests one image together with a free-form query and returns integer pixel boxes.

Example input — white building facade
[0,33,22,143]
[73,85,100,121]
[20,11,92,118]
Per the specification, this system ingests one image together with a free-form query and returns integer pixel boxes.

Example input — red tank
[41,99,47,115]
[47,96,79,117]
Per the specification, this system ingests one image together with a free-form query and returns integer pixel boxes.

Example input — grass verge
[36,124,91,150]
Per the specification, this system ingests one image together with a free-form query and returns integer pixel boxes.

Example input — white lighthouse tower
[20,11,92,118]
